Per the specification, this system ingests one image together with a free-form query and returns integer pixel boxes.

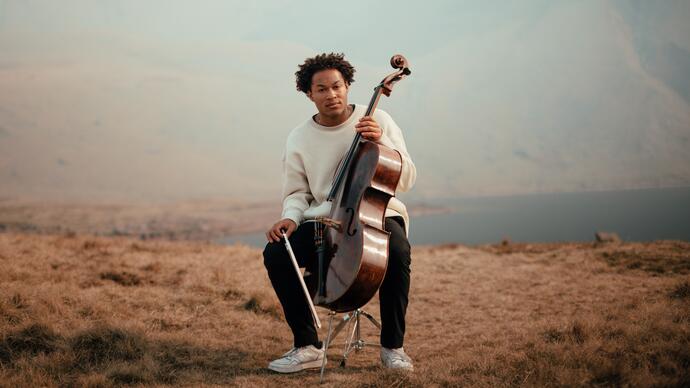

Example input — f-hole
[346,208,357,236]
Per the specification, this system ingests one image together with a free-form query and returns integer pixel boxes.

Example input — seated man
[263,52,416,373]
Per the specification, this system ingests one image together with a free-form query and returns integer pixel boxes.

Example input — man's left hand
[355,116,382,142]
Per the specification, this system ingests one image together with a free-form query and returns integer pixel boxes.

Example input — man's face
[307,69,349,119]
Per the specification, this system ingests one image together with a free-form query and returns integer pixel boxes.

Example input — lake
[216,186,690,247]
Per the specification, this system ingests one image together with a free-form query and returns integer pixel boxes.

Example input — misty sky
[1,0,689,203]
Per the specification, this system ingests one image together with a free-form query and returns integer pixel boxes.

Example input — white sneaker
[381,347,414,371]
[268,345,325,373]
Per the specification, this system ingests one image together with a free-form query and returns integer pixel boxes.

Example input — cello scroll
[381,54,411,97]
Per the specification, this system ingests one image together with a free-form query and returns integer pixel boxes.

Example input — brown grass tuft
[669,280,690,300]
[540,321,588,345]
[70,326,146,367]
[99,271,141,286]
[598,241,690,275]
[10,293,27,309]
[570,321,587,344]
[153,341,246,384]
[0,323,62,363]
[541,328,565,343]
[105,362,153,386]
[82,240,99,250]
[74,373,110,388]
[141,262,161,273]
[242,295,281,318]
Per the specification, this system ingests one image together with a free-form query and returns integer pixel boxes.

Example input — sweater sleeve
[376,110,417,193]
[280,141,313,226]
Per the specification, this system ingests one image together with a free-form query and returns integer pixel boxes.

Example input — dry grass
[0,232,688,387]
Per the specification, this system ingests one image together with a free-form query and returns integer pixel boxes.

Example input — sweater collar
[309,104,361,131]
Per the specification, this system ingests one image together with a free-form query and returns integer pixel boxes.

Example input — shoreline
[0,198,455,242]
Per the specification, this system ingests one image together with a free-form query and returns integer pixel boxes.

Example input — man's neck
[314,104,354,127]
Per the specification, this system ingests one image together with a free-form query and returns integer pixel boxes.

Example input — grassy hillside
[1,233,688,387]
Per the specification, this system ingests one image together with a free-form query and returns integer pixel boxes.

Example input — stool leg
[360,309,382,329]
[320,309,380,373]
[341,310,361,367]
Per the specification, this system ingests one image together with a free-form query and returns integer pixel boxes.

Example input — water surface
[217,187,690,247]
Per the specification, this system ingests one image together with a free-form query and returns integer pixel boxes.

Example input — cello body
[317,140,402,312]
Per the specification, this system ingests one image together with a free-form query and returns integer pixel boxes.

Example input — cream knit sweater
[281,104,416,235]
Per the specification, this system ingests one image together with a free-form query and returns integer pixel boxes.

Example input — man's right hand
[266,218,297,243]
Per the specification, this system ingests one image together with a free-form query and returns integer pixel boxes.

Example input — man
[263,52,416,373]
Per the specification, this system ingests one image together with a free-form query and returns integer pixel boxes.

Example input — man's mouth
[326,102,340,109]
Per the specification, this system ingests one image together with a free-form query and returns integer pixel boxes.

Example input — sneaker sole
[381,359,414,372]
[268,358,325,374]
[381,364,414,372]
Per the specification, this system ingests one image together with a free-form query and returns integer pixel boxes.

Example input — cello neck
[365,84,385,117]
[326,84,385,201]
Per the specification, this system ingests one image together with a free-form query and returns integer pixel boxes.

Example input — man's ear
[307,90,314,102]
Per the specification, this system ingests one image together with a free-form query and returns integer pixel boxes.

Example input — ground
[1,231,688,387]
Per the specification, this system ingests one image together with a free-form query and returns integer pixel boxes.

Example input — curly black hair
[295,52,355,94]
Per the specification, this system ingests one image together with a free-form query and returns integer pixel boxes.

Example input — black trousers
[263,216,411,349]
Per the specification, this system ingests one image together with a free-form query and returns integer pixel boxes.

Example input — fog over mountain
[0,0,688,203]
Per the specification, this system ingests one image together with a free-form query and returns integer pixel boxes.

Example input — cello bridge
[315,217,342,232]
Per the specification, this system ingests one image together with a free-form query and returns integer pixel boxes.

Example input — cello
[307,55,411,313]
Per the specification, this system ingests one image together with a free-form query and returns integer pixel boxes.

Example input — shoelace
[282,347,298,357]
[282,346,315,363]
